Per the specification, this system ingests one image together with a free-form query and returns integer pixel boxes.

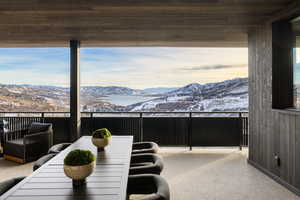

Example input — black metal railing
[0,111,248,149]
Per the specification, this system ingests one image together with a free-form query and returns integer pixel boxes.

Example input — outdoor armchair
[3,122,53,163]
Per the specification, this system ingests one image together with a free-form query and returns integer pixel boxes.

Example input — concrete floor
[0,148,300,200]
[160,148,300,200]
[0,158,32,181]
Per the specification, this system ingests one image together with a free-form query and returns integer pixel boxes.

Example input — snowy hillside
[81,86,144,97]
[0,78,248,112]
[126,78,248,112]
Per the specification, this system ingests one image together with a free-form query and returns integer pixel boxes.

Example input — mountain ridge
[0,78,248,112]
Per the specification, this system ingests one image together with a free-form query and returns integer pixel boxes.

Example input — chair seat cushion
[5,138,37,146]
[5,138,24,146]
[4,139,38,158]
[3,139,26,158]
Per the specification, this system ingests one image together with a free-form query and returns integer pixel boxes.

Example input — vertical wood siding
[249,24,300,193]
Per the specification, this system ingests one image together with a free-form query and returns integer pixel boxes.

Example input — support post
[70,40,81,141]
[189,112,192,151]
[239,112,242,151]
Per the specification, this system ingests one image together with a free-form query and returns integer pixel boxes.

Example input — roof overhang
[0,0,294,47]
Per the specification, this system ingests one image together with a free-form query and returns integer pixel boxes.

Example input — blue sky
[0,48,248,89]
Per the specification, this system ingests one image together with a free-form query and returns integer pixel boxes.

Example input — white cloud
[81,48,248,88]
[0,47,248,88]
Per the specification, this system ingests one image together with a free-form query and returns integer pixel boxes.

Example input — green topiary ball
[64,149,95,166]
[92,128,112,139]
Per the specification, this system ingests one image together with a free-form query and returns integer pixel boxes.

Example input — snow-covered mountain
[81,86,144,97]
[126,78,248,112]
[0,78,248,112]
[0,84,69,112]
[168,78,247,96]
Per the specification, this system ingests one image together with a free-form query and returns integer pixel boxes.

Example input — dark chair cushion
[6,138,36,146]
[48,143,71,154]
[130,153,164,175]
[132,142,159,154]
[0,176,26,196]
[127,174,170,200]
[5,138,24,146]
[4,138,44,159]
[33,153,56,171]
[28,123,52,134]
[3,139,25,158]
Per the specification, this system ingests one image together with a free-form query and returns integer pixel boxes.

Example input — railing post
[139,113,143,142]
[189,112,192,151]
[90,112,94,134]
[239,112,242,151]
[41,112,45,123]
[246,114,249,147]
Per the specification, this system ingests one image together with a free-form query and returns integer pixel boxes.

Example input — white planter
[91,137,111,148]
[64,161,95,180]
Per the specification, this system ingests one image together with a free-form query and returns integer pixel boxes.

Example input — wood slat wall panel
[295,115,300,189]
[288,115,296,185]
[273,111,280,176]
[248,23,300,195]
[279,113,289,181]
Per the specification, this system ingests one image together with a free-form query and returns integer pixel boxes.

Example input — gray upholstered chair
[132,142,159,154]
[130,153,164,175]
[0,176,25,196]
[33,153,56,171]
[127,174,170,200]
[3,122,53,163]
[48,143,71,154]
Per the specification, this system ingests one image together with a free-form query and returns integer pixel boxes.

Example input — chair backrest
[0,177,25,196]
[28,123,52,134]
[48,143,71,154]
[28,122,53,147]
[33,153,56,171]
[127,174,170,200]
[130,153,164,175]
[132,142,159,154]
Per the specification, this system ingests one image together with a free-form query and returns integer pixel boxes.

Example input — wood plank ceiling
[0,0,293,47]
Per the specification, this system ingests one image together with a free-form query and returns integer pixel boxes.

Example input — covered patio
[0,0,300,199]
